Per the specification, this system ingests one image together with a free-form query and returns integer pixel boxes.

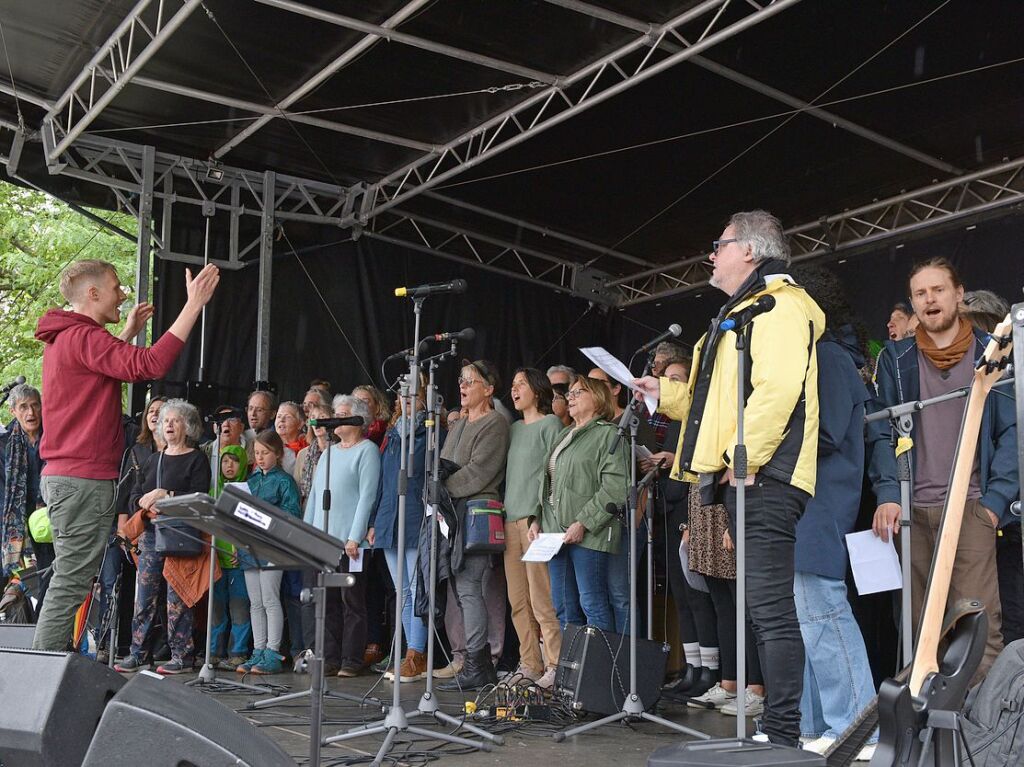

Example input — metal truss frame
[315,0,803,228]
[610,156,1024,306]
[41,0,203,162]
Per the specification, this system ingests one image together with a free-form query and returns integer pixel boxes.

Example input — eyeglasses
[458,377,482,387]
[566,388,587,400]
[712,238,738,254]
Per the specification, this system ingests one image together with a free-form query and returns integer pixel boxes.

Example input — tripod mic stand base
[185,663,276,695]
[554,707,712,743]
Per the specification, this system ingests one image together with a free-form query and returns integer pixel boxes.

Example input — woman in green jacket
[532,375,628,632]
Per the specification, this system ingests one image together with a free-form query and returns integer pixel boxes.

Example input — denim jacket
[867,329,1019,526]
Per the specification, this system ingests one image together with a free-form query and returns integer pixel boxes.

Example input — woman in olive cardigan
[532,376,628,632]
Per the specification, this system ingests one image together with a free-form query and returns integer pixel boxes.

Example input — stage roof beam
[43,0,204,162]
[335,0,802,229]
[542,0,960,175]
[612,156,1024,305]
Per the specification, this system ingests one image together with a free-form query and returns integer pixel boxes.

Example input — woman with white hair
[116,399,211,675]
[303,394,380,676]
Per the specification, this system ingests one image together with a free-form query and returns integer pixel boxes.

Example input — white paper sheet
[348,549,364,573]
[845,530,903,595]
[579,346,657,415]
[522,533,566,563]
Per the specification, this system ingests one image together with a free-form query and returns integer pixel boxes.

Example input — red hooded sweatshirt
[34,310,184,480]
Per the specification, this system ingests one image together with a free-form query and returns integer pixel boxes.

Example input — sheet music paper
[845,530,903,595]
[579,346,657,415]
[348,549,364,572]
[522,533,566,563]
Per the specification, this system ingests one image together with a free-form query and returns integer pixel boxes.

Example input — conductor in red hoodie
[32,259,219,651]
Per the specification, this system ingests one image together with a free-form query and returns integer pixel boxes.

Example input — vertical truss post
[255,171,275,383]
[127,144,155,413]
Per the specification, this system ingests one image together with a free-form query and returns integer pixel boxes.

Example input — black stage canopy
[2,0,1023,401]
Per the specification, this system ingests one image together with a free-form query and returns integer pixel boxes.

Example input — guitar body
[871,607,987,766]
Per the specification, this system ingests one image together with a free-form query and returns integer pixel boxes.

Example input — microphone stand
[329,309,496,764]
[732,326,749,741]
[555,351,710,743]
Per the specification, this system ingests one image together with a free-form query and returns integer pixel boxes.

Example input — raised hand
[185,264,220,309]
[118,301,155,341]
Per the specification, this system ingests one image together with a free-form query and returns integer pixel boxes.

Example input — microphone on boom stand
[308,416,366,429]
[394,279,467,298]
[638,324,682,354]
[720,295,776,332]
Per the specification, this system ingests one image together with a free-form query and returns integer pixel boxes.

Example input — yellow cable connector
[464,701,477,715]
[895,436,914,458]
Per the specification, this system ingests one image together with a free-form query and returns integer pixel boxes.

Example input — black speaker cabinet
[555,623,668,716]
[0,649,125,767]
[81,671,294,766]
[648,739,825,766]
[0,624,37,649]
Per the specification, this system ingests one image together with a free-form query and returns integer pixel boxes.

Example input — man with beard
[869,258,1018,678]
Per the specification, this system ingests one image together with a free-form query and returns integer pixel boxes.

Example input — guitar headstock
[975,313,1014,393]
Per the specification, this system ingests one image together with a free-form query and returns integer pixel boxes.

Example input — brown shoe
[363,643,384,667]
[433,655,464,679]
[396,649,428,682]
[337,662,363,678]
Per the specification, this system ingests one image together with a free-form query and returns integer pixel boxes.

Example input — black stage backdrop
[151,212,1024,413]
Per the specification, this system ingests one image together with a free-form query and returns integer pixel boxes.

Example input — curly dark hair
[791,265,871,362]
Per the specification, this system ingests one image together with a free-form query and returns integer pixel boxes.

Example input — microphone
[394,279,467,298]
[638,324,682,353]
[309,416,365,429]
[1,376,25,394]
[429,327,475,343]
[720,295,777,332]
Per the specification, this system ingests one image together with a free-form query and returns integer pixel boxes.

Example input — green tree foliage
[0,180,139,392]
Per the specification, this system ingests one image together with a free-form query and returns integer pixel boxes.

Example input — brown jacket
[122,511,220,608]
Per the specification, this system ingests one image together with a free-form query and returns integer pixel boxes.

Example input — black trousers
[705,575,763,684]
[726,475,808,748]
[301,563,368,668]
[997,523,1024,645]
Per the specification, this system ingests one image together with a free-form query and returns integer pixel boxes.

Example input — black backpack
[960,639,1024,765]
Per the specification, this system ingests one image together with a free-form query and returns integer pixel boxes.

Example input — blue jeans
[606,520,648,635]
[794,571,877,742]
[210,567,251,657]
[383,546,427,652]
[548,544,612,632]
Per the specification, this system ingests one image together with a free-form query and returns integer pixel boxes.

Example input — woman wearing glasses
[437,360,510,690]
[534,376,628,632]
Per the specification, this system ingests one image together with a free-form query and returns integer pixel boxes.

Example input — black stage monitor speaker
[0,649,125,767]
[81,670,295,766]
[555,622,668,717]
[0,624,37,649]
[648,739,826,766]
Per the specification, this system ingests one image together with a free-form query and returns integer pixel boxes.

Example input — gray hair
[728,210,790,266]
[304,387,330,409]
[157,399,204,445]
[546,364,575,379]
[963,290,1009,318]
[332,394,372,432]
[654,341,686,358]
[248,389,278,410]
[278,400,305,422]
[8,383,40,408]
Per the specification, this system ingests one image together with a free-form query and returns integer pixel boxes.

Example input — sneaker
[687,682,736,710]
[114,655,146,673]
[803,736,836,755]
[156,658,186,675]
[535,666,557,690]
[96,648,110,665]
[222,655,248,670]
[293,649,313,674]
[434,656,464,679]
[855,744,876,762]
[752,733,770,744]
[373,653,392,675]
[498,664,540,683]
[251,650,283,675]
[720,689,765,717]
[337,662,363,678]
[395,649,428,682]
[236,649,265,673]
[204,655,223,668]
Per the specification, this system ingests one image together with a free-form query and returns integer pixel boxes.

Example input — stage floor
[166,669,746,766]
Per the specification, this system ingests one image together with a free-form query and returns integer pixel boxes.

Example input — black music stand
[157,486,355,767]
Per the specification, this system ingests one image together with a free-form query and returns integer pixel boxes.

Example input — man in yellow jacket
[635,210,824,748]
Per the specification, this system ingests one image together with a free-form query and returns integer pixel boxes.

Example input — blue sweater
[795,329,871,579]
[304,440,380,546]
[867,328,1019,526]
